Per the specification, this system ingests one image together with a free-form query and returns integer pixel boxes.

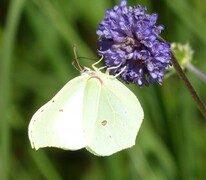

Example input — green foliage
[1,0,206,179]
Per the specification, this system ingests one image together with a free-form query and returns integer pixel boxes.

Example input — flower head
[171,42,193,68]
[97,0,172,87]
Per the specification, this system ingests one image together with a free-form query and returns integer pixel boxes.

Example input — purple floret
[97,0,172,87]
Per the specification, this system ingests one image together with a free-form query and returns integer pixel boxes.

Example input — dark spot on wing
[52,99,55,102]
[59,109,63,112]
[41,109,44,112]
[109,135,111,138]
[101,120,107,126]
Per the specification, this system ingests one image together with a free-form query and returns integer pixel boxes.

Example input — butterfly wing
[28,75,88,150]
[83,76,144,156]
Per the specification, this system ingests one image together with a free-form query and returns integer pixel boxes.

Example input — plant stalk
[170,53,206,119]
[186,63,206,84]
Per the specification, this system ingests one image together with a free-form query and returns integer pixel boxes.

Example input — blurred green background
[1,0,206,179]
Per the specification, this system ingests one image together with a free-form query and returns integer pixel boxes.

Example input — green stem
[0,0,25,179]
[159,36,206,119]
[170,54,206,119]
[186,63,206,83]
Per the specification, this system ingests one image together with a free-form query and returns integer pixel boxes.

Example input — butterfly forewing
[84,73,144,156]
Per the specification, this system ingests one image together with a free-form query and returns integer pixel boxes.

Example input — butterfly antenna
[72,45,83,72]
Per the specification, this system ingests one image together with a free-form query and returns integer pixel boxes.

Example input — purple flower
[97,0,172,87]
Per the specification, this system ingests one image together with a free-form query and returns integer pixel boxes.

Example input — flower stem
[186,63,206,84]
[170,53,206,119]
[158,36,206,119]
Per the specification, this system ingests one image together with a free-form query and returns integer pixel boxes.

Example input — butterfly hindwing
[28,76,88,150]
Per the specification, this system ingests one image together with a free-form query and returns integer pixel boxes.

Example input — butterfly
[28,52,144,156]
